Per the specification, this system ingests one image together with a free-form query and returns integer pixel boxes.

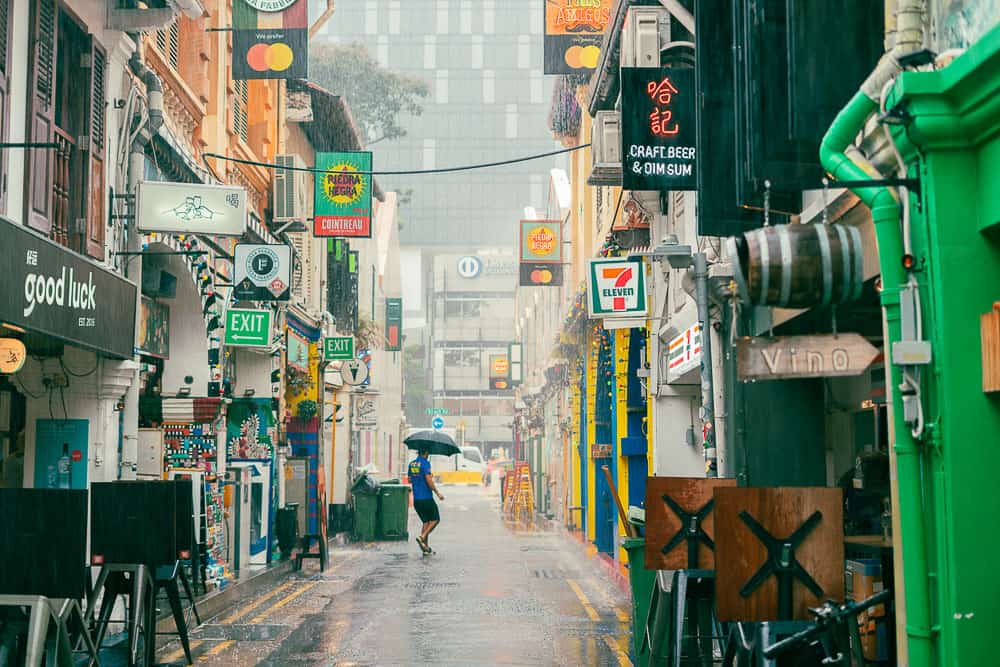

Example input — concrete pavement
[158,485,633,666]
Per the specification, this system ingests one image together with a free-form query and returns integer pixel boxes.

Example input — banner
[314,152,373,238]
[587,258,647,318]
[621,67,697,191]
[544,0,613,75]
[385,297,402,351]
[519,219,563,286]
[233,0,308,80]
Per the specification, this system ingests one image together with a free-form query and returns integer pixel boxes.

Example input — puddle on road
[193,623,286,641]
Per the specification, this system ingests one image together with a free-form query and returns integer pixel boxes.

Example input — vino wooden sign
[737,334,879,381]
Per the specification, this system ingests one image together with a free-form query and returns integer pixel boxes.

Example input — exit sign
[323,336,354,361]
[225,308,272,347]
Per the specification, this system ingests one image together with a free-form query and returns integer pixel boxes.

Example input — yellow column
[570,370,582,528]
[647,324,655,476]
[585,327,598,544]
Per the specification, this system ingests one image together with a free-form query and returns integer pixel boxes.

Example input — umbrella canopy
[404,430,461,457]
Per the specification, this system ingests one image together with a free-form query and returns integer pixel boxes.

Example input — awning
[140,396,224,424]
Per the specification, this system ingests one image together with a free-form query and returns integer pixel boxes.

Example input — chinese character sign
[314,152,373,238]
[621,67,697,191]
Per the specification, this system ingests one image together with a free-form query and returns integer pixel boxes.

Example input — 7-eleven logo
[591,260,644,315]
[603,267,634,310]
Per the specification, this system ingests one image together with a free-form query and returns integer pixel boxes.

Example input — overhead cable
[202,143,591,177]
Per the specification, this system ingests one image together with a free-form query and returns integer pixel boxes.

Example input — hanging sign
[314,152,373,238]
[353,395,377,431]
[587,258,648,318]
[232,0,308,80]
[234,244,292,301]
[736,334,880,381]
[136,181,247,236]
[544,0,613,75]
[385,298,402,351]
[224,308,272,347]
[489,354,510,390]
[667,323,702,382]
[0,338,26,373]
[0,218,137,359]
[340,359,370,386]
[323,336,354,361]
[519,220,564,287]
[621,67,697,191]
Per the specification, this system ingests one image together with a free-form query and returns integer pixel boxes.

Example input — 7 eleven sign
[587,258,648,318]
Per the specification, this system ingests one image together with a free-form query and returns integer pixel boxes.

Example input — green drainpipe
[819,90,933,667]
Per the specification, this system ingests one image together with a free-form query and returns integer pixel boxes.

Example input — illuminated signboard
[621,67,697,191]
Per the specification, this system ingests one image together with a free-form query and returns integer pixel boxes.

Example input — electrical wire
[60,356,99,378]
[202,143,590,178]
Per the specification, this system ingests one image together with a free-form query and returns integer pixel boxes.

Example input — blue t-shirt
[408,457,433,500]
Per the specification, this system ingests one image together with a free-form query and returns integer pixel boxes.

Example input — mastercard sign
[233,0,307,80]
[544,0,613,75]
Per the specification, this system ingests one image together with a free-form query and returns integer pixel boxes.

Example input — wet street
[158,485,633,666]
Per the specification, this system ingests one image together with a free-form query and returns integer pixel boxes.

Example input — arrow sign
[736,334,879,381]
[432,416,445,430]
[224,308,272,347]
[340,359,370,386]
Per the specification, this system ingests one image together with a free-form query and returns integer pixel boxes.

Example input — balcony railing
[52,127,75,249]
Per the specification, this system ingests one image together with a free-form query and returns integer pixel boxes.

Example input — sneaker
[416,536,431,553]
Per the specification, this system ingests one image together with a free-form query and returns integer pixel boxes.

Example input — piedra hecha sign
[736,334,879,381]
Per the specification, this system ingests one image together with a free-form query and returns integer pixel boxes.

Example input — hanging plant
[548,75,582,141]
[296,399,318,420]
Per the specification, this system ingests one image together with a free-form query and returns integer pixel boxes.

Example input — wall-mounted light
[176,387,192,397]
[243,388,256,397]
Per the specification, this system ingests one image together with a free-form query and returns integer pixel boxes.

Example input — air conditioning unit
[273,154,309,222]
[587,111,622,186]
[621,8,664,68]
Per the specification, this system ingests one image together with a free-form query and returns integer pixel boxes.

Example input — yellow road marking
[567,579,600,622]
[160,639,203,665]
[219,580,296,624]
[198,640,234,662]
[250,581,319,623]
[604,634,633,667]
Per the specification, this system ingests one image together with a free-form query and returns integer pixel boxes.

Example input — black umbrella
[404,430,461,457]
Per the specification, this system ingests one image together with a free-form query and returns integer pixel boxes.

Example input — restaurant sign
[544,0,613,75]
[0,217,137,359]
[621,67,697,191]
[136,181,247,236]
[314,152,373,238]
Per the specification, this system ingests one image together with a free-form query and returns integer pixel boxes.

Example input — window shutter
[25,0,56,234]
[0,0,9,211]
[85,39,106,260]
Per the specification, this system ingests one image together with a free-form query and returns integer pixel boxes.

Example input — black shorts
[413,498,440,523]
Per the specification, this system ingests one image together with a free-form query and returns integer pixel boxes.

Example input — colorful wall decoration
[227,398,277,460]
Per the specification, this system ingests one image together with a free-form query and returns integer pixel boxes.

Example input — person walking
[408,448,444,554]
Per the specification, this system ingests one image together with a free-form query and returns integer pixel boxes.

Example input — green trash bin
[352,492,379,542]
[624,537,656,667]
[378,484,411,540]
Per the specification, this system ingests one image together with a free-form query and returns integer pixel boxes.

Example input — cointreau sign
[621,67,697,191]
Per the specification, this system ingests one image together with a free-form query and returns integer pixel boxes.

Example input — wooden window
[233,79,248,143]
[155,21,179,71]
[24,1,105,259]
[0,0,10,212]
[25,0,56,235]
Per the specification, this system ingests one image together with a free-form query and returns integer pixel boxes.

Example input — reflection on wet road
[159,485,632,666]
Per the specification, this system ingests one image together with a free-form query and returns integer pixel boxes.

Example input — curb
[562,527,632,597]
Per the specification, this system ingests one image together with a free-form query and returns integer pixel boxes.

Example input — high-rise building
[311,0,561,328]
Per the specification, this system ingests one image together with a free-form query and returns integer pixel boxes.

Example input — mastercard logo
[529,268,554,284]
[246,42,295,73]
[564,45,601,69]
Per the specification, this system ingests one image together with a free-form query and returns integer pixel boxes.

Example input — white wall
[160,253,210,394]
